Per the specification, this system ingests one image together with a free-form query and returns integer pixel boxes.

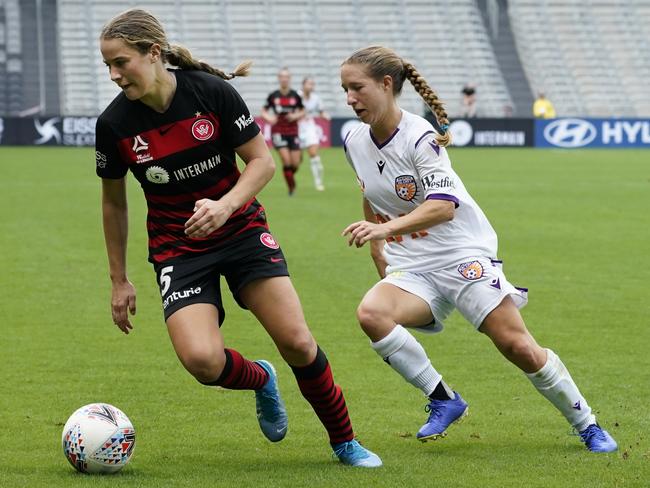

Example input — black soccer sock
[199,348,268,390]
[428,380,455,401]
[282,165,296,192]
[290,346,355,445]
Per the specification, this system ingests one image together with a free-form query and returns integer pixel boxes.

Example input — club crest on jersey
[145,166,170,184]
[260,232,280,249]
[458,261,484,281]
[191,118,215,141]
[394,175,418,202]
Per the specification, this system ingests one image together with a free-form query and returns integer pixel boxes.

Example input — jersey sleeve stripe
[426,193,460,208]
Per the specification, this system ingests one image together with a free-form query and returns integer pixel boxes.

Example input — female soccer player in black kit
[96,8,380,468]
[261,67,304,195]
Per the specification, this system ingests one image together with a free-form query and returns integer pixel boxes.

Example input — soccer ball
[61,403,136,474]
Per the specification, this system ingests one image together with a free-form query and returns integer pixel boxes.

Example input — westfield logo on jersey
[132,135,153,163]
[234,113,254,131]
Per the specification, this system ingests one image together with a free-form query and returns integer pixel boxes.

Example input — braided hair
[343,46,451,147]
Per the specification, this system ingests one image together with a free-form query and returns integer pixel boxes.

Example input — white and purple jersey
[344,109,498,273]
[299,92,324,120]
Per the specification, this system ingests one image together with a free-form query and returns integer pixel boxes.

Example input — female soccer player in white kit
[299,77,328,191]
[340,46,617,453]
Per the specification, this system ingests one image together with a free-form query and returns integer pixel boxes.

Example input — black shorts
[272,133,300,151]
[153,231,289,324]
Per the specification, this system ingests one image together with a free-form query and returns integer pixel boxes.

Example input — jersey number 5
[159,266,174,296]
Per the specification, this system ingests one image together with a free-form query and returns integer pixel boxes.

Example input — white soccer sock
[371,325,442,396]
[526,348,596,431]
[310,156,323,188]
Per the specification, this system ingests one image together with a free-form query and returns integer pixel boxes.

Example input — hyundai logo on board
[543,119,597,148]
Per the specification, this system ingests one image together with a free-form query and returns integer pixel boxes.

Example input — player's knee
[356,301,389,336]
[180,348,226,383]
[277,331,316,362]
[502,337,542,370]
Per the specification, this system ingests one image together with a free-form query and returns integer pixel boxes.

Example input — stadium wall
[1,116,649,149]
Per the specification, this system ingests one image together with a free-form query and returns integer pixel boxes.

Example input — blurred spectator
[503,104,513,118]
[533,92,556,118]
[460,83,477,118]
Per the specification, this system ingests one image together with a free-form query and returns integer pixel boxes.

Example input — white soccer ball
[61,403,136,474]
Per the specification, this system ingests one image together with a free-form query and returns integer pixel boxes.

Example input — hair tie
[440,123,449,131]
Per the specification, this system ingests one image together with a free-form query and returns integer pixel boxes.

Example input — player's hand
[111,280,136,334]
[342,220,389,248]
[285,112,300,122]
[266,114,278,125]
[185,198,232,238]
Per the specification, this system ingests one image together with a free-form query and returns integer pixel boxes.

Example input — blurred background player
[299,76,328,191]
[261,67,304,195]
[460,83,477,118]
[96,9,381,467]
[533,92,556,118]
[340,45,617,453]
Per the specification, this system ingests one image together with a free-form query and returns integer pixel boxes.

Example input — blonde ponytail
[403,62,451,147]
[165,44,252,80]
[343,46,451,147]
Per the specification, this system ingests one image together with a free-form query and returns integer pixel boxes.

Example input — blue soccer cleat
[416,392,468,442]
[332,439,383,468]
[254,360,288,442]
[579,424,618,453]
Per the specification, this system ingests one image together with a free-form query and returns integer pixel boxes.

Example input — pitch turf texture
[1,146,648,487]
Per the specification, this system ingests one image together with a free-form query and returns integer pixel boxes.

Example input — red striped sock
[291,346,354,445]
[202,349,268,390]
[283,166,296,192]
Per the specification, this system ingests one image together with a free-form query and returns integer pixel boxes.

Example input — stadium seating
[1,0,23,114]
[56,0,511,118]
[46,0,650,118]
[509,0,650,117]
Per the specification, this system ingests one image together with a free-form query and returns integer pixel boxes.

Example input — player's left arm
[343,199,454,248]
[185,133,274,238]
[344,132,457,247]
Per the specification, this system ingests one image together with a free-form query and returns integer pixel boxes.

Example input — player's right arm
[102,177,136,334]
[362,197,388,279]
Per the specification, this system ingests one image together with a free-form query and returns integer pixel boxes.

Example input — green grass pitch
[0,146,648,487]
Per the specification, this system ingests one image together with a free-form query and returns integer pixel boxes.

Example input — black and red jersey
[264,89,303,136]
[96,69,266,264]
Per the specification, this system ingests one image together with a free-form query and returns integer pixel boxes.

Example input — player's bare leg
[307,144,325,190]
[357,283,467,441]
[480,296,617,452]
[166,303,287,442]
[277,147,296,195]
[240,277,381,467]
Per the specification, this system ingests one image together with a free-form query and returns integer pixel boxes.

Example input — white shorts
[299,119,320,148]
[379,257,528,333]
